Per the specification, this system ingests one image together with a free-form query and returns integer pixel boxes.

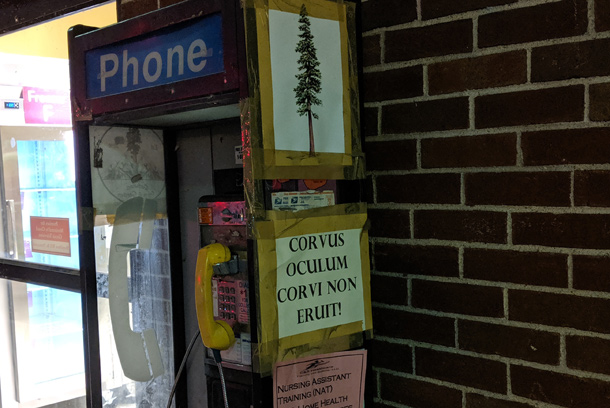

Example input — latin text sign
[276,228,365,338]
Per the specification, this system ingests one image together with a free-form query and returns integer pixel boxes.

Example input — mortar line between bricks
[373,368,563,408]
[416,0,421,21]
[370,202,610,214]
[460,173,465,205]
[506,364,512,396]
[374,274,610,299]
[416,138,422,169]
[458,246,464,278]
[364,79,594,103]
[371,270,405,278]
[507,211,513,246]
[410,209,415,240]
[373,308,610,344]
[371,397,403,408]
[468,95,475,130]
[584,83,591,122]
[379,31,385,65]
[570,171,575,207]
[462,391,466,408]
[371,309,610,342]
[411,345,416,375]
[361,0,562,35]
[516,131,524,167]
[422,65,429,96]
[567,254,574,289]
[370,237,610,257]
[362,30,610,71]
[560,334,567,367]
[362,119,610,140]
[503,287,509,320]
[375,343,610,387]
[472,15,478,52]
[407,276,412,308]
[588,0,596,34]
[526,48,532,83]
[367,164,610,175]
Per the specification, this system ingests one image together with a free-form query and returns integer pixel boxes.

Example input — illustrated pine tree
[294,4,322,156]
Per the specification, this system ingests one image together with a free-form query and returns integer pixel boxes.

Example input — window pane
[0,127,79,269]
[0,278,86,408]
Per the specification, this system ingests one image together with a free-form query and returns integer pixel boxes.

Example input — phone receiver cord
[166,331,201,408]
[212,349,230,408]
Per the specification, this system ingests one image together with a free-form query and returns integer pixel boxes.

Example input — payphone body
[197,197,253,407]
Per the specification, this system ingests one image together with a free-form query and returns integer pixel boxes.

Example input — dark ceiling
[0,0,111,35]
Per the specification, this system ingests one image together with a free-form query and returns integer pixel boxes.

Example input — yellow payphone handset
[108,197,164,382]
[195,243,236,350]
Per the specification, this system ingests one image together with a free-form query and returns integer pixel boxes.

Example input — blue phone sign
[85,13,224,99]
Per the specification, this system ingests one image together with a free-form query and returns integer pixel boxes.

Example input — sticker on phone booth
[240,333,252,365]
[198,207,213,224]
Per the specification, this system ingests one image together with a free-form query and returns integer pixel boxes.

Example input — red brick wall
[362,0,610,407]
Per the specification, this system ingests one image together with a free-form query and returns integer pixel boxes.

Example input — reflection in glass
[0,278,86,408]
[0,127,78,269]
[91,126,175,408]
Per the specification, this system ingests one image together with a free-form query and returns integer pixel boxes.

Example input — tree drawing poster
[268,6,345,155]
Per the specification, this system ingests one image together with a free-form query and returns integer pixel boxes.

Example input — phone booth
[67,0,372,407]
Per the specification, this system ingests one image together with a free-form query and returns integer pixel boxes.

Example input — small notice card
[274,350,367,408]
[30,216,71,256]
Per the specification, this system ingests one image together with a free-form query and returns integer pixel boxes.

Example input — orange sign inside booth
[198,207,213,224]
[30,217,71,257]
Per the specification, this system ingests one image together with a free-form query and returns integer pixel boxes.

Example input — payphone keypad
[218,280,237,325]
[217,280,237,325]
[213,277,249,326]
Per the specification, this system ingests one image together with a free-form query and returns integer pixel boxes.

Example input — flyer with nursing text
[274,350,367,408]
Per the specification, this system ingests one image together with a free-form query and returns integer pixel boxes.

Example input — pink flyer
[274,350,367,408]
[22,87,71,125]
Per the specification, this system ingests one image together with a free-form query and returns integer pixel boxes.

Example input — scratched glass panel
[90,126,175,408]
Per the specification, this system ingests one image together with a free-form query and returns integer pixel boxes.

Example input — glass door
[0,125,85,408]
[1,279,85,407]
[0,4,119,408]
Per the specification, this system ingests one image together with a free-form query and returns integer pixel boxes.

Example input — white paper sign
[276,228,364,338]
[274,350,367,408]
